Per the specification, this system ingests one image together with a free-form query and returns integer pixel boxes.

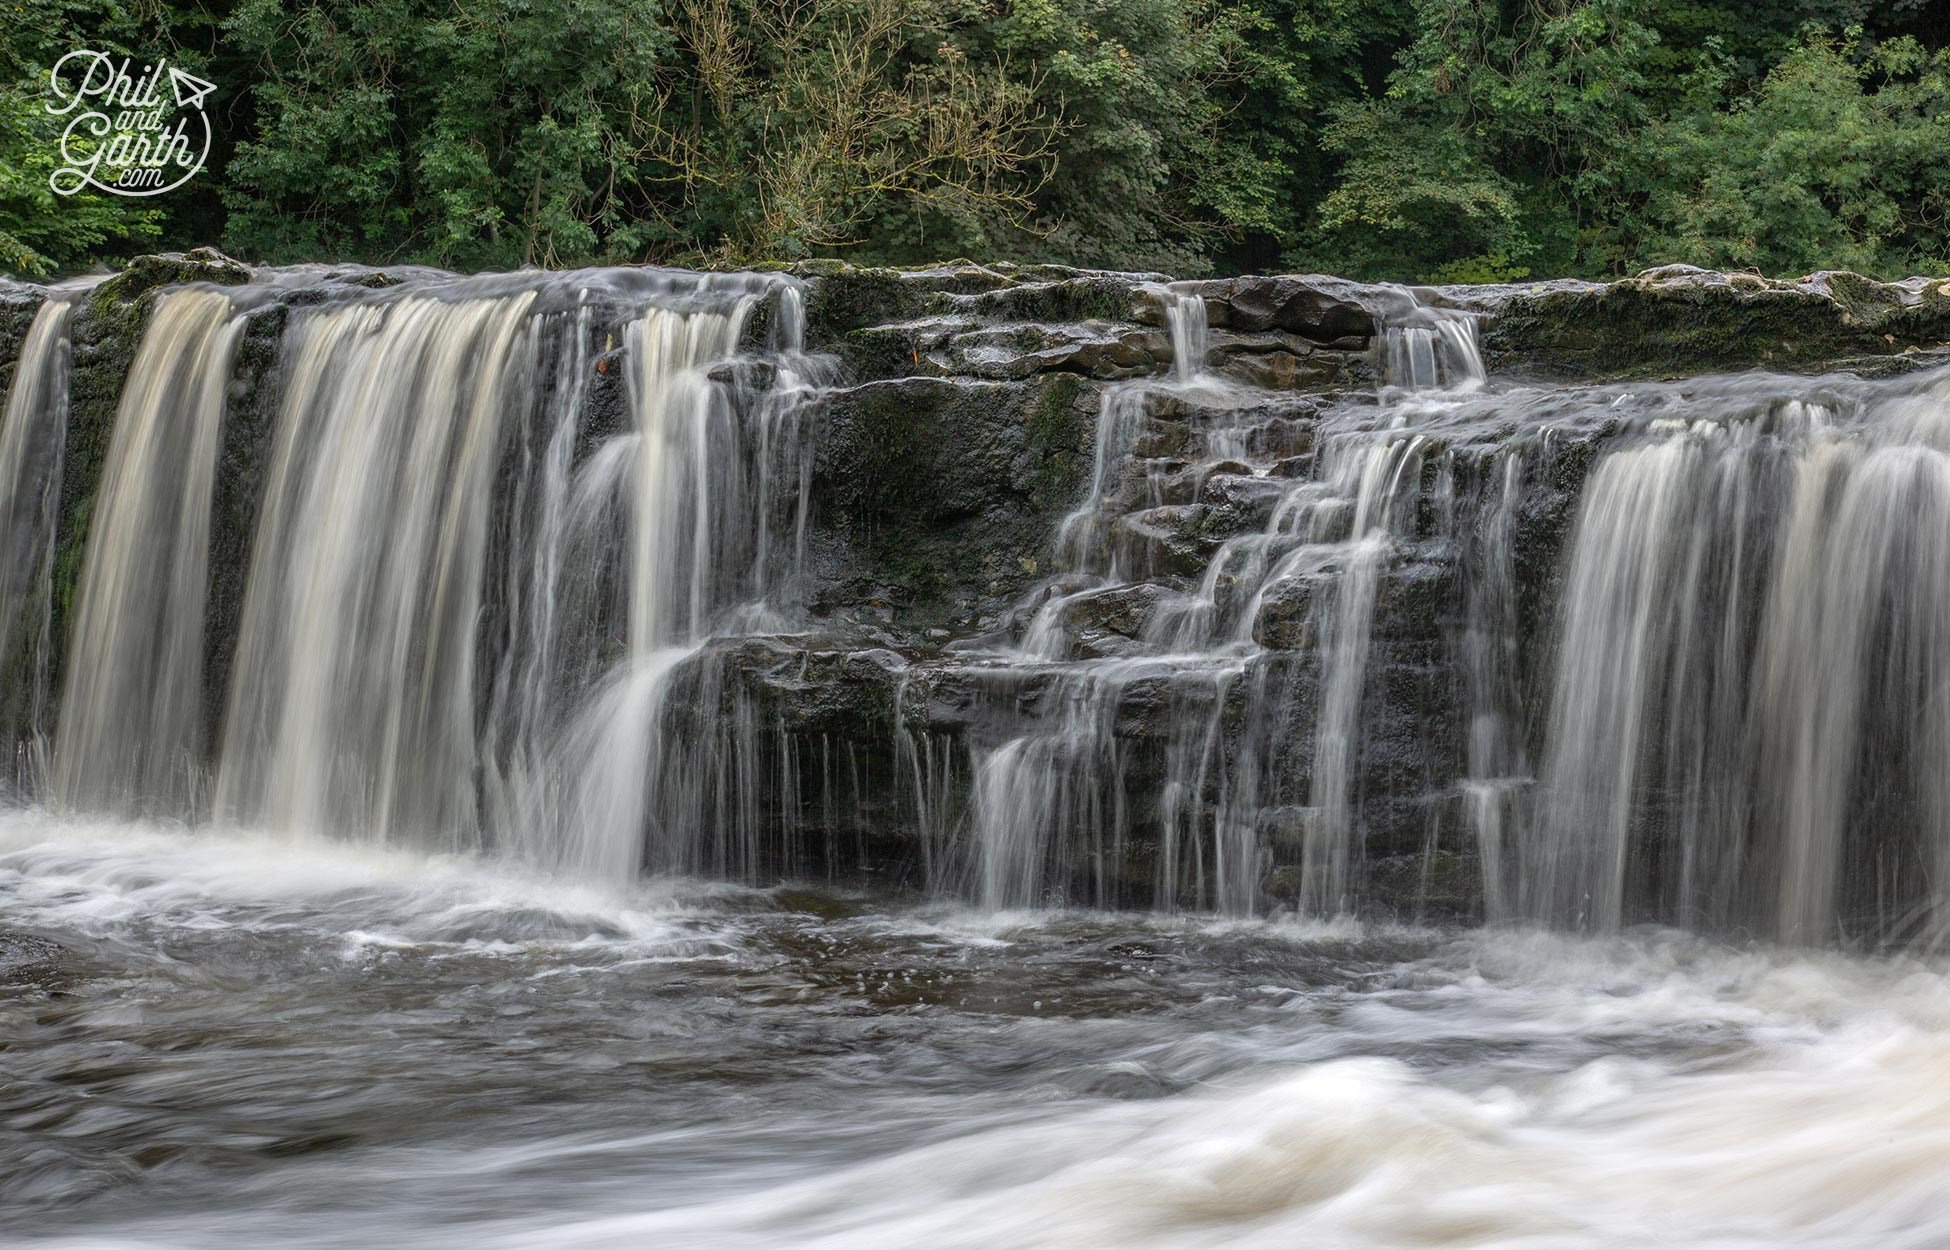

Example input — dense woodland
[2,0,1946,282]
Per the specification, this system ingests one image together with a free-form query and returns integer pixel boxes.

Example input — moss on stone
[1022,372,1086,511]
[837,323,949,383]
[89,248,250,313]
[1482,273,1947,378]
[957,276,1139,326]
[0,293,41,401]
[810,373,1099,624]
[801,267,932,344]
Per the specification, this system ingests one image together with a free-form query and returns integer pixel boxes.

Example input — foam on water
[0,808,752,950]
[5,812,1947,1250]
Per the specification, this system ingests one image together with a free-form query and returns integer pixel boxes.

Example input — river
[6,809,1947,1249]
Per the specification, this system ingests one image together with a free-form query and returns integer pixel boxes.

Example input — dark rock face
[1166,274,1402,342]
[807,371,1096,629]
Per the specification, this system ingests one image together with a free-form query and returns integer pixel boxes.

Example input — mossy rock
[1482,268,1950,378]
[809,373,1097,625]
[799,266,938,343]
[0,288,44,399]
[953,275,1145,326]
[89,248,251,313]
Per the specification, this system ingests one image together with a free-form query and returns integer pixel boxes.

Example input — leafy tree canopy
[2,0,1944,280]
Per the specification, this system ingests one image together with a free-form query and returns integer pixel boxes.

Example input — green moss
[1820,271,1904,318]
[48,495,90,665]
[1023,373,1086,511]
[961,276,1140,325]
[201,303,290,741]
[1485,280,1891,378]
[0,297,38,398]
[838,323,947,383]
[90,248,250,311]
[801,267,930,344]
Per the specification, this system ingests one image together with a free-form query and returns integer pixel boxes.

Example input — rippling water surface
[4,809,1948,1249]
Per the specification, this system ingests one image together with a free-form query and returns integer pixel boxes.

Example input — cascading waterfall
[0,296,75,764]
[1299,431,1427,915]
[1382,311,1486,391]
[53,288,245,814]
[1528,383,1950,943]
[542,292,794,880]
[215,292,540,846]
[11,258,1950,945]
[21,268,815,884]
[1458,452,1529,920]
[965,286,1254,909]
[958,291,1486,914]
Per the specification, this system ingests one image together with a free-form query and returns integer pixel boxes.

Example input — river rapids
[6,810,1948,1249]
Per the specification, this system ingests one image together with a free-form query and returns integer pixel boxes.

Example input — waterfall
[1383,313,1485,392]
[1159,285,1209,384]
[19,257,1950,944]
[0,267,807,883]
[1459,453,1528,921]
[53,289,246,814]
[0,296,75,766]
[966,289,1482,915]
[1300,431,1427,914]
[543,294,784,879]
[1528,386,1950,943]
[202,274,814,874]
[969,290,1253,908]
[214,291,540,846]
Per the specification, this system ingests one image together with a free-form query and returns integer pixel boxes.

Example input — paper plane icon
[168,67,216,110]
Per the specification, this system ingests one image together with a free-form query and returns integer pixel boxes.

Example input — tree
[222,0,673,267]
[645,0,1056,264]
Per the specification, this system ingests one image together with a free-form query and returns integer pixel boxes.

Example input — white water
[4,810,1948,1250]
[215,292,538,846]
[1383,313,1486,392]
[0,297,75,755]
[1531,382,1950,942]
[79,271,821,882]
[52,289,245,814]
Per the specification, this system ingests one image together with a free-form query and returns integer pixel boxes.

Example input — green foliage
[1,0,1946,280]
[222,0,673,267]
[0,0,172,276]
[1631,35,1950,276]
[1298,2,1950,281]
[1,88,165,275]
[643,0,1056,265]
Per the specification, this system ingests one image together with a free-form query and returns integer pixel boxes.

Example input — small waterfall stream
[0,296,75,764]
[953,288,1489,913]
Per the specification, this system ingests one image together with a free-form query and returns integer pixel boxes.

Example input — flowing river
[6,809,1948,1249]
